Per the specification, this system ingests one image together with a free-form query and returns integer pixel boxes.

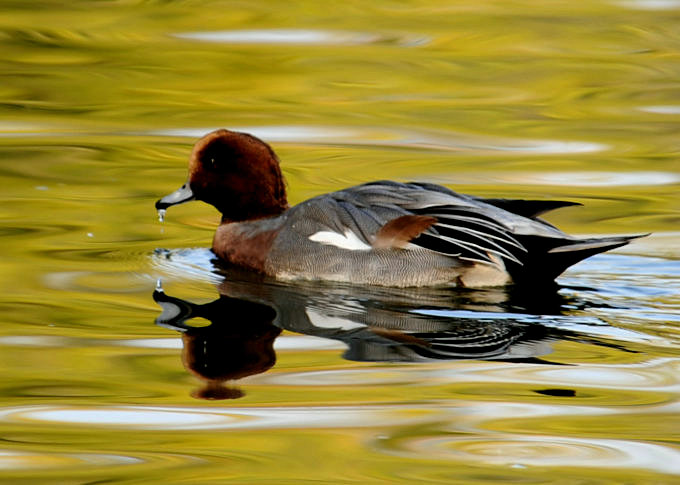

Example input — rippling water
[1,1,679,483]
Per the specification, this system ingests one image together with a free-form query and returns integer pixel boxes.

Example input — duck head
[156,129,289,222]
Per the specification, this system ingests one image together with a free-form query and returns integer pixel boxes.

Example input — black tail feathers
[510,233,648,285]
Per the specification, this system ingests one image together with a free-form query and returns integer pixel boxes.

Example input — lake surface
[1,1,679,483]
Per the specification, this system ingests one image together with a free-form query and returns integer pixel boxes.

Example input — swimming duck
[156,129,643,287]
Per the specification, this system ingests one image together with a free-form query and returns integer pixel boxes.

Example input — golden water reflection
[1,0,680,482]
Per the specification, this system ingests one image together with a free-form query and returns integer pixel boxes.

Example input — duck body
[157,129,643,288]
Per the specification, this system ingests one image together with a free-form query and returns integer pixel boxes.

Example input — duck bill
[156,182,195,211]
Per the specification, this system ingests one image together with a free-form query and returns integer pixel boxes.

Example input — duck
[156,129,644,288]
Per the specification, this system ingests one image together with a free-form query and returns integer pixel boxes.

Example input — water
[1,1,679,483]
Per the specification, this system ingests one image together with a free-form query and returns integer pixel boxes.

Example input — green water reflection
[1,0,679,483]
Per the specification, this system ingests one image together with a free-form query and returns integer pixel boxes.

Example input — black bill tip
[155,183,195,211]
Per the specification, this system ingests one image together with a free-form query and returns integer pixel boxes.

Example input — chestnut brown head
[156,129,288,222]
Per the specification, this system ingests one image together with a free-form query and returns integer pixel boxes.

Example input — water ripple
[0,404,428,431]
[151,125,606,155]
[0,334,343,352]
[5,400,678,478]
[173,29,430,47]
[42,270,150,293]
[434,358,680,392]
[0,449,142,471]
[377,434,680,474]
[151,247,222,284]
[617,0,680,10]
[511,171,680,187]
[0,400,651,432]
[639,105,680,114]
[255,359,680,397]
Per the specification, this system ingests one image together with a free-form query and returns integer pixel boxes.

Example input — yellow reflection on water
[0,0,679,483]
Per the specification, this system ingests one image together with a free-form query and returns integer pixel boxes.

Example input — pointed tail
[513,233,648,284]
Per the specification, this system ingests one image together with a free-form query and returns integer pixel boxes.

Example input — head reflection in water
[154,284,280,400]
[181,322,281,400]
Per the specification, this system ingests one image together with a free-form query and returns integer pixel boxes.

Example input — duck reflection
[155,288,280,400]
[153,266,623,400]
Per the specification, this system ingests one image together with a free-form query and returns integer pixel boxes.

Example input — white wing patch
[305,308,366,331]
[309,229,372,251]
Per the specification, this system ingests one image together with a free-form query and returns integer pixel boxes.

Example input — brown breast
[212,222,280,273]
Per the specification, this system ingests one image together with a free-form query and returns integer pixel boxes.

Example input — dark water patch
[1,28,99,50]
[534,388,577,397]
[2,382,121,400]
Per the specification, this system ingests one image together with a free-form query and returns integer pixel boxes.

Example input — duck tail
[513,233,648,284]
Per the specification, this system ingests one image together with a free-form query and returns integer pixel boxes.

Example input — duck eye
[205,155,219,170]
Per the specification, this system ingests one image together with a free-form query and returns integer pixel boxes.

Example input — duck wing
[404,184,646,279]
[294,181,538,266]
